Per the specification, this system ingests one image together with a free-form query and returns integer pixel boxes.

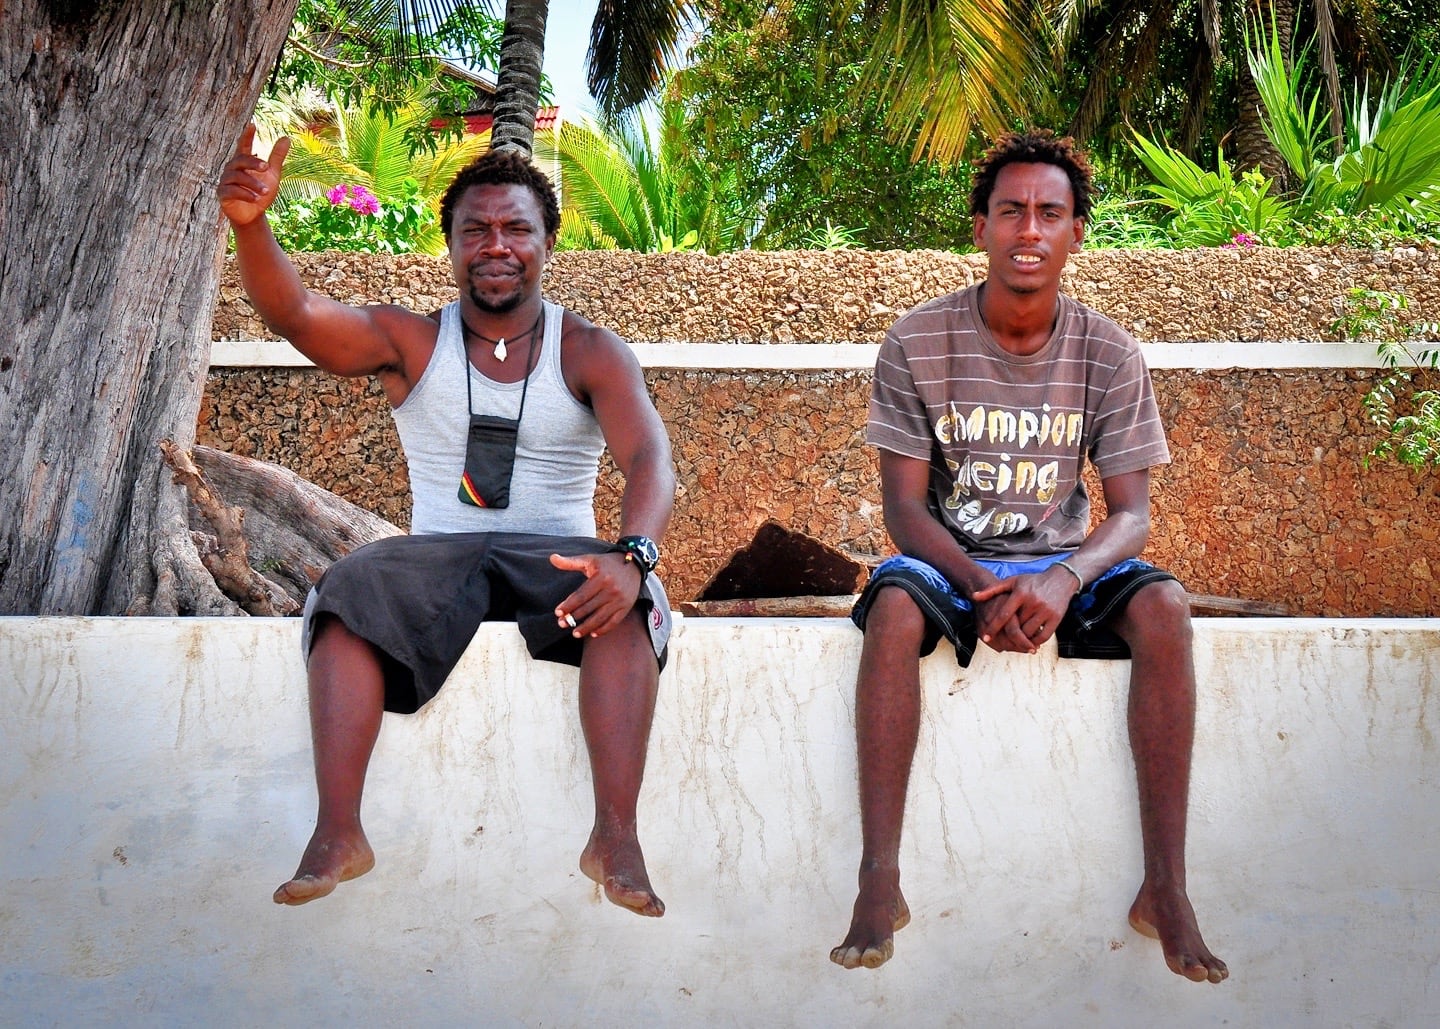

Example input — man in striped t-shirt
[830,131,1228,985]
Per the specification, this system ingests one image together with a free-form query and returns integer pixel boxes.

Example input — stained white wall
[2,617,1437,1027]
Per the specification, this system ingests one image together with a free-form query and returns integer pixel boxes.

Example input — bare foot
[830,869,911,970]
[273,830,375,906]
[580,830,664,917]
[1129,883,1228,983]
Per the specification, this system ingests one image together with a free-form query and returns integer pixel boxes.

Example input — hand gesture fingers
[970,579,1011,605]
[974,581,1025,649]
[980,609,1037,654]
[551,552,640,638]
[218,123,291,226]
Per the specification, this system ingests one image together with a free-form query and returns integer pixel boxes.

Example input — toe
[273,876,329,906]
[861,941,893,968]
[830,945,863,970]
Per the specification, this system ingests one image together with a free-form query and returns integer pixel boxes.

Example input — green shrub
[1333,288,1440,469]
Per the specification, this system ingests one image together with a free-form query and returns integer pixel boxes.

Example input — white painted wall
[2,617,1437,1027]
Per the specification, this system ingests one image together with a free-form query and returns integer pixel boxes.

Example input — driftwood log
[164,442,402,614]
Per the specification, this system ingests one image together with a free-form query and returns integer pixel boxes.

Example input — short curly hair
[439,148,561,241]
[969,129,1094,221]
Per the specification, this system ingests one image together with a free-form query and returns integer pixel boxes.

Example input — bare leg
[576,609,665,917]
[1114,580,1228,983]
[273,615,380,905]
[831,586,923,970]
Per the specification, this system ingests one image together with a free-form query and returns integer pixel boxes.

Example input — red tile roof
[440,107,561,136]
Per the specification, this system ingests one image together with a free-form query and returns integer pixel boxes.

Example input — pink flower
[326,184,348,205]
[1222,231,1259,249]
[347,186,381,216]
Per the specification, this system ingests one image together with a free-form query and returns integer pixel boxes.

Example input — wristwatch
[616,535,661,577]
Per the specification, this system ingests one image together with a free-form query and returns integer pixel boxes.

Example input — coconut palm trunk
[491,0,549,155]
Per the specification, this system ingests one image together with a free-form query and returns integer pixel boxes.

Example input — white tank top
[393,300,603,536]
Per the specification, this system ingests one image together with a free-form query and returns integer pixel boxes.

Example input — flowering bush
[326,183,381,215]
[270,178,437,254]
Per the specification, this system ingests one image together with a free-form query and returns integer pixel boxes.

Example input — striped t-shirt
[868,284,1169,560]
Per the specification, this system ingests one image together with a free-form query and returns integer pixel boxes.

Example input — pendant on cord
[461,309,543,366]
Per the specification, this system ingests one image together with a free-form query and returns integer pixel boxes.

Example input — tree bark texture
[188,445,401,608]
[0,0,299,613]
[490,0,547,155]
[1233,0,1294,184]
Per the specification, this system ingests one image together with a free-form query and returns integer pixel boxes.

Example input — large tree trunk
[0,0,299,614]
[490,0,548,155]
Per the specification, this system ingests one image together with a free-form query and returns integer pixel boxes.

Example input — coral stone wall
[204,249,1440,616]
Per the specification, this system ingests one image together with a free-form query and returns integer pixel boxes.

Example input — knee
[862,585,928,650]
[306,614,385,683]
[1117,579,1192,651]
[583,607,652,659]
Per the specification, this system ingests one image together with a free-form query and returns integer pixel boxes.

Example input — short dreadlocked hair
[969,129,1094,222]
[440,148,561,241]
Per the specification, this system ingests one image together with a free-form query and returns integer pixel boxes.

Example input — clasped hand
[551,551,642,639]
[970,571,1072,654]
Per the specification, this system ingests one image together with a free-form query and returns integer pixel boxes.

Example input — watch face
[621,536,659,572]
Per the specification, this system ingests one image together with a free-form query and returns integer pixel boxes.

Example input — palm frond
[548,119,652,250]
[315,1,497,61]
[852,0,1049,165]
[1247,14,1331,182]
[586,0,697,116]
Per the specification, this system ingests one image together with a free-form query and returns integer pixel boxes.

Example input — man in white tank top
[830,131,1228,985]
[220,126,673,919]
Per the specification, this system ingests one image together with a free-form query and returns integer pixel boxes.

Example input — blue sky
[542,6,600,119]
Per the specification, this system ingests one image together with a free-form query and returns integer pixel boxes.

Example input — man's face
[448,182,556,314]
[972,162,1084,295]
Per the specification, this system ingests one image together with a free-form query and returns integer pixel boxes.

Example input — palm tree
[1052,0,1396,174]
[1128,19,1440,244]
[278,2,698,157]
[543,87,746,252]
[800,0,1052,165]
[491,0,699,154]
[1249,22,1440,223]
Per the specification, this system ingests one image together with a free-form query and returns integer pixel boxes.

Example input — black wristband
[616,535,660,577]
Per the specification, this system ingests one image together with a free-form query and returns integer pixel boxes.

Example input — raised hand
[218,123,291,227]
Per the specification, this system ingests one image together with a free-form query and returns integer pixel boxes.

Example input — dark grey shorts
[302,532,672,713]
[851,554,1178,667]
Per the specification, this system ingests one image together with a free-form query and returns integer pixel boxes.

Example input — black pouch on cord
[457,413,519,508]
[456,307,544,510]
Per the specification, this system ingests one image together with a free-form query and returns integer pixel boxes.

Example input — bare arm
[550,322,676,638]
[218,125,429,386]
[877,449,1032,653]
[583,331,675,543]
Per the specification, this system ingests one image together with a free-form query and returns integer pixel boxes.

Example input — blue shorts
[850,553,1178,666]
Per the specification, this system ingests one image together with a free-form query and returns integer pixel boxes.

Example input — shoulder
[1058,293,1140,352]
[557,306,642,397]
[370,303,441,345]
[559,306,632,361]
[889,285,979,340]
[367,303,441,381]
